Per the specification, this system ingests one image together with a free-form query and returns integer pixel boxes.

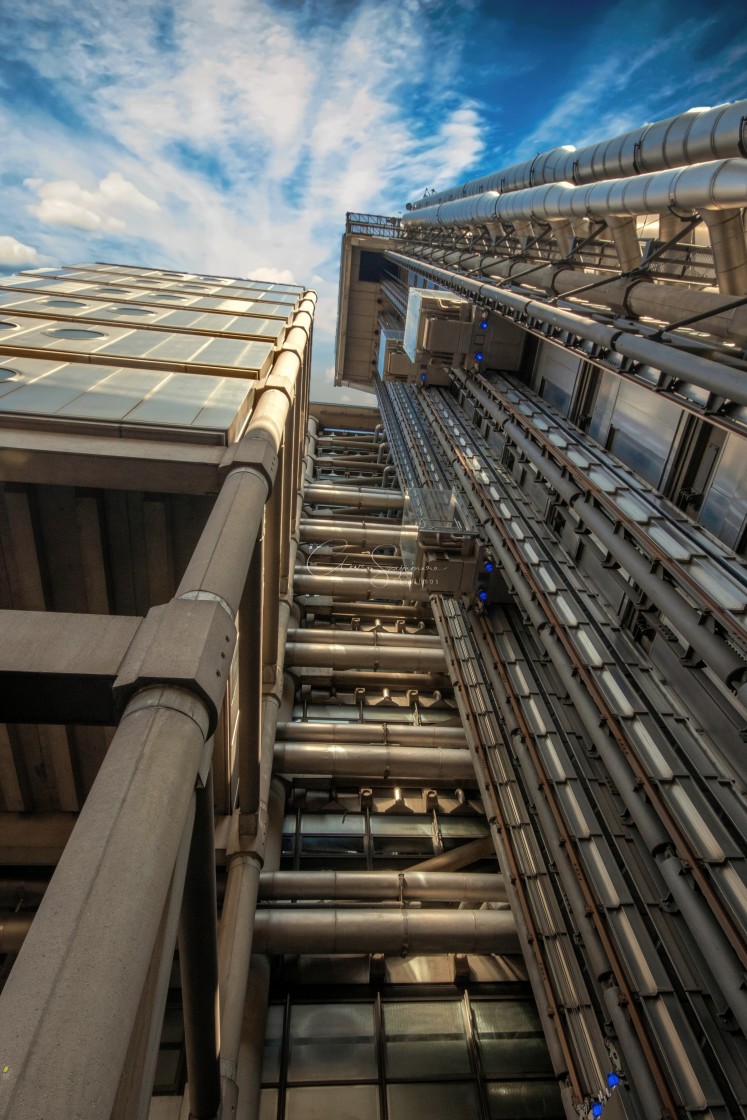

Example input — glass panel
[285,1084,379,1120]
[288,1003,376,1082]
[300,835,365,855]
[153,1048,182,1093]
[486,1079,564,1119]
[440,819,490,837]
[370,816,433,836]
[372,836,433,856]
[160,1006,183,1045]
[387,1081,479,1120]
[473,1000,552,1076]
[258,1087,278,1120]
[384,1001,470,1078]
[300,813,365,835]
[261,1004,284,1083]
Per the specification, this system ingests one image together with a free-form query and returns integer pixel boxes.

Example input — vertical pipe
[178,768,221,1119]
[605,215,642,271]
[701,208,747,294]
[239,542,264,822]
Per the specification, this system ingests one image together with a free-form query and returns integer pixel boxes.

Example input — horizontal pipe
[407,99,747,209]
[275,722,466,746]
[403,158,747,229]
[251,907,519,954]
[300,519,402,547]
[385,250,747,405]
[285,641,445,672]
[293,570,428,600]
[272,743,474,780]
[305,484,404,510]
[258,870,507,902]
[286,628,442,647]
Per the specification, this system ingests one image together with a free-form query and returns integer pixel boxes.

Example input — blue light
[592,1104,603,1118]
[478,589,488,602]
[606,1073,621,1088]
[474,351,483,361]
[484,562,494,573]
[420,373,427,381]
[479,319,488,329]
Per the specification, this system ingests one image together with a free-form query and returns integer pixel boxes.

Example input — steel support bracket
[113,598,237,735]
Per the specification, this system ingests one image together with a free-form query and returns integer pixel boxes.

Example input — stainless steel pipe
[251,908,519,954]
[272,743,474,781]
[258,870,506,903]
[275,721,466,747]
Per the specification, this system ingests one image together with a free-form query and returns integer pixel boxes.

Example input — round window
[110,306,153,315]
[0,368,22,382]
[46,327,106,340]
[0,321,19,330]
[45,299,85,307]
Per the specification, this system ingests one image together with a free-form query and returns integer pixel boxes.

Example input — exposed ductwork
[257,870,507,903]
[251,907,519,954]
[275,721,467,747]
[272,743,474,781]
[407,99,747,211]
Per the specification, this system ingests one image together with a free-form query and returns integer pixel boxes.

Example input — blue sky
[1,0,745,402]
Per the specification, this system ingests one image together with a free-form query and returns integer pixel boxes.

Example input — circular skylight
[0,368,22,382]
[46,327,106,340]
[46,299,85,307]
[109,306,153,315]
[0,321,19,330]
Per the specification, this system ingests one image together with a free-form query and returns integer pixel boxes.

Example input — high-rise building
[0,97,746,1120]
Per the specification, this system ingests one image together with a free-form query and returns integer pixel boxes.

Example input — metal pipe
[272,743,473,781]
[293,569,427,600]
[499,416,746,690]
[407,835,495,872]
[385,250,747,404]
[275,721,466,747]
[406,99,747,210]
[700,208,747,293]
[258,870,506,903]
[304,484,404,510]
[300,519,402,547]
[286,628,442,647]
[285,640,445,672]
[177,768,221,1120]
[0,914,32,953]
[251,908,519,955]
[604,214,642,271]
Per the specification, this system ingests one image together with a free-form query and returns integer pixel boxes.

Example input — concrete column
[0,686,210,1120]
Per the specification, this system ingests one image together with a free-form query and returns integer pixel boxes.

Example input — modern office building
[0,97,747,1120]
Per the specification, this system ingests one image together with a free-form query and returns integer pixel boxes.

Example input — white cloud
[249,266,297,284]
[0,234,42,267]
[25,171,159,232]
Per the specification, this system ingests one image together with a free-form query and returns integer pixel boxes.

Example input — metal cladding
[407,98,747,210]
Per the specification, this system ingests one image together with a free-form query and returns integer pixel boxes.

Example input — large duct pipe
[305,484,404,510]
[251,907,519,954]
[300,519,402,548]
[286,628,442,648]
[700,208,747,294]
[385,250,747,404]
[275,721,466,747]
[403,158,747,228]
[258,870,506,903]
[293,569,428,600]
[272,743,474,781]
[406,99,747,210]
[284,640,446,673]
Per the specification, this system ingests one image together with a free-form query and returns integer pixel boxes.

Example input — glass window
[388,1081,479,1120]
[384,1001,470,1079]
[0,321,18,329]
[258,1087,278,1120]
[45,299,84,307]
[261,1004,284,1083]
[485,1079,563,1118]
[288,1003,376,1082]
[473,999,552,1076]
[285,1084,379,1120]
